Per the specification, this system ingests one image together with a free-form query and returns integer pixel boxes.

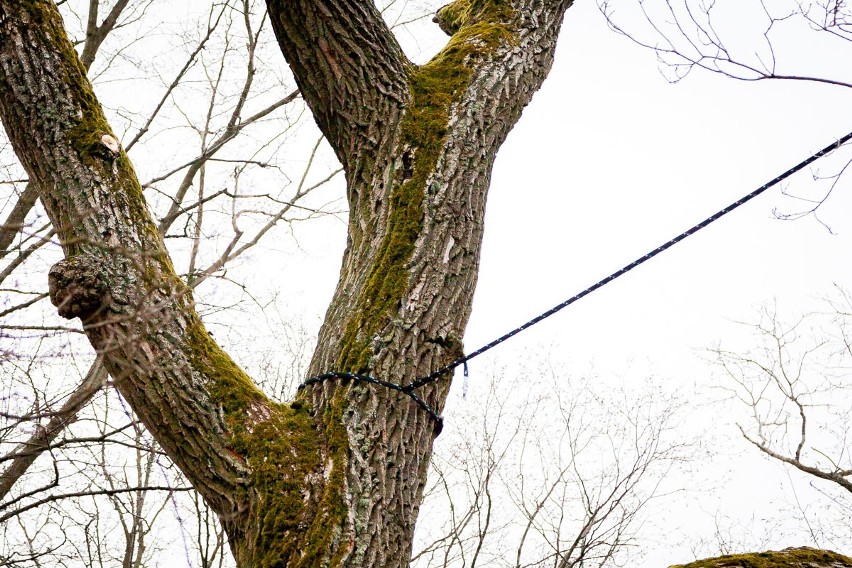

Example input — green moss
[437,0,515,35]
[22,1,162,259]
[187,320,318,566]
[187,319,352,567]
[293,395,350,568]
[26,1,113,163]
[237,395,350,568]
[670,547,852,568]
[336,0,515,372]
[233,403,321,567]
[124,155,169,238]
[187,318,266,414]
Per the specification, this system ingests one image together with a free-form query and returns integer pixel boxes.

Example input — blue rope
[299,372,444,433]
[301,130,852,431]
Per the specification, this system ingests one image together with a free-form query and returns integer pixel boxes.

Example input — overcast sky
[462,1,852,563]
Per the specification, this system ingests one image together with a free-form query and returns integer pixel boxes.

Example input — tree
[0,1,848,567]
[597,0,852,227]
[713,292,852,548]
[411,365,690,568]
[0,0,574,566]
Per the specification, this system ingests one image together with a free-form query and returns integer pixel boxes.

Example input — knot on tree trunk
[48,254,115,320]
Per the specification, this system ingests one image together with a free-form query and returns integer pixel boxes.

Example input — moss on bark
[335,0,515,372]
[187,319,355,567]
[671,547,852,568]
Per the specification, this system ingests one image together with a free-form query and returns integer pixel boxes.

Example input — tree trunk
[1,3,850,568]
[0,0,572,566]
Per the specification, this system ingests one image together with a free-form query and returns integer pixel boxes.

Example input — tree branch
[0,359,107,501]
[0,182,37,258]
[0,0,288,526]
[79,0,132,70]
[266,0,410,169]
[741,428,852,494]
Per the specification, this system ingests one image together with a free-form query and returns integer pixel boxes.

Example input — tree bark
[671,547,852,567]
[0,0,568,566]
[267,0,573,564]
[1,3,851,568]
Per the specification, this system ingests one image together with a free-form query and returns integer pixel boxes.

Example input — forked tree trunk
[0,0,572,566]
[3,2,844,568]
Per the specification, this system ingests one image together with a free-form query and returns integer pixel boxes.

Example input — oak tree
[1,1,849,567]
[0,0,573,565]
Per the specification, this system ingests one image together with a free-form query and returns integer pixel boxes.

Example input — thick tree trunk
[0,0,255,533]
[1,3,850,568]
[0,0,567,566]
[266,0,573,564]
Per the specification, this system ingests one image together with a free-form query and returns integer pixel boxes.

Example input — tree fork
[267,0,576,564]
[0,0,582,566]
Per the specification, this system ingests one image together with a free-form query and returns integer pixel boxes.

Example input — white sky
[476,0,852,366]
[461,1,852,563]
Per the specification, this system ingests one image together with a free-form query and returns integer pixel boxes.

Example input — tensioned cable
[300,371,439,424]
[301,130,852,432]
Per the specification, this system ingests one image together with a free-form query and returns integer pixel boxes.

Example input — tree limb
[0,182,37,258]
[266,0,410,169]
[0,359,107,501]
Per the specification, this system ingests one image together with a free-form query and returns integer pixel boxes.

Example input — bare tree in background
[597,0,852,227]
[713,290,852,550]
[410,364,691,568]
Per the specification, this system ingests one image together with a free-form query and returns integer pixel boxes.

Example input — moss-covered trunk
[671,547,852,568]
[265,0,574,564]
[0,0,558,566]
[1,2,850,568]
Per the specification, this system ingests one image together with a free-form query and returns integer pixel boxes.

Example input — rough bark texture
[267,0,574,564]
[0,0,573,566]
[671,547,852,568]
[6,2,842,568]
